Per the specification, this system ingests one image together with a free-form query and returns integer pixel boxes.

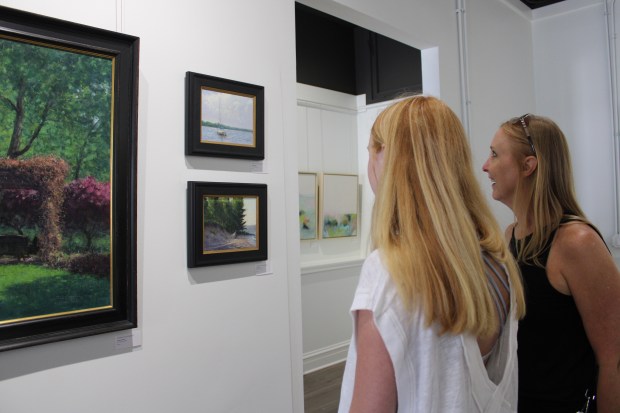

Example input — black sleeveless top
[510,219,598,413]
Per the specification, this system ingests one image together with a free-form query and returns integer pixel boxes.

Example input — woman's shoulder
[357,250,402,305]
[349,252,404,326]
[553,221,606,258]
[358,250,390,288]
[361,250,383,275]
[556,221,601,243]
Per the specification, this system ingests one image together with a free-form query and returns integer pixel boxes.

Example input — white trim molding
[303,340,350,374]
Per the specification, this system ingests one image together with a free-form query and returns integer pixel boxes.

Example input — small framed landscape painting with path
[187,182,267,267]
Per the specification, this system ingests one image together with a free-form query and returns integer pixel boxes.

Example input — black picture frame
[0,6,139,351]
[187,182,268,267]
[185,72,265,160]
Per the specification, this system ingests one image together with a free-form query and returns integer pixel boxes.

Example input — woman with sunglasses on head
[338,95,526,413]
[482,114,620,413]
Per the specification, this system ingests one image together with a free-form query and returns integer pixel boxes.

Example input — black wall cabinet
[296,3,422,104]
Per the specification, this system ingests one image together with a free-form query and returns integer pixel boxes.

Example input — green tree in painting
[204,197,247,234]
[0,37,111,181]
[231,198,247,233]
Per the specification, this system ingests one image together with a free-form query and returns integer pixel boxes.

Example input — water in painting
[201,89,255,147]
[201,125,254,146]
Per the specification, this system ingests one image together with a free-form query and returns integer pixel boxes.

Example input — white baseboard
[303,340,350,374]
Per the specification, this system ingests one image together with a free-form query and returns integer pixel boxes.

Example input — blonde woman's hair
[500,115,588,267]
[370,95,525,337]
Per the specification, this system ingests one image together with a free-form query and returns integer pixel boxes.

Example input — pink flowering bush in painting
[62,176,110,250]
[0,189,42,235]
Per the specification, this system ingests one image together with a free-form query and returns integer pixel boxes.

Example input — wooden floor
[304,362,346,413]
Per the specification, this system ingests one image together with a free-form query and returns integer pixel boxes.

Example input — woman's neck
[513,209,533,239]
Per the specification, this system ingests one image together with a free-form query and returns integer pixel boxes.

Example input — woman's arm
[553,223,620,413]
[349,309,397,413]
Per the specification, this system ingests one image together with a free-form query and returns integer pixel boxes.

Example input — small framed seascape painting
[185,72,264,160]
[321,174,358,239]
[298,172,318,240]
[187,182,268,267]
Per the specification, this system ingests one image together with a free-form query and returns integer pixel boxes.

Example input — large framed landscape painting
[0,6,139,351]
[185,72,264,160]
[187,182,267,267]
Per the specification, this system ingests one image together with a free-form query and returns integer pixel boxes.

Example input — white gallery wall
[0,0,303,412]
[296,84,364,371]
[531,0,620,258]
[0,0,618,412]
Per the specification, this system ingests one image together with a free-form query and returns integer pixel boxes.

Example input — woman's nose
[482,159,489,172]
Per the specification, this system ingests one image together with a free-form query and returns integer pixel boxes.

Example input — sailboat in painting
[217,94,227,137]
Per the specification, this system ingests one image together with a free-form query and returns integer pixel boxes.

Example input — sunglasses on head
[510,113,536,156]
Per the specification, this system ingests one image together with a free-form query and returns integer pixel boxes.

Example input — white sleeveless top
[338,250,518,413]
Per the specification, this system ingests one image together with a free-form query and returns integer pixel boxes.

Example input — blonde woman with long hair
[483,114,620,413]
[338,95,525,413]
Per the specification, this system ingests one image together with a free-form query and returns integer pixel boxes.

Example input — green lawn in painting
[0,263,110,322]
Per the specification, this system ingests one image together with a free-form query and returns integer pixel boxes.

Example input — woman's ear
[522,155,538,177]
[375,144,385,178]
[376,144,385,169]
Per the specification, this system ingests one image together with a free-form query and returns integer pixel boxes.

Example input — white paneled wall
[297,84,363,265]
[301,261,362,372]
[297,84,364,371]
[296,81,399,372]
[321,110,358,174]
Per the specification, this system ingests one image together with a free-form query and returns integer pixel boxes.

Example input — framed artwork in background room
[187,182,267,267]
[185,72,264,160]
[0,6,139,351]
[298,172,318,241]
[321,174,359,239]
